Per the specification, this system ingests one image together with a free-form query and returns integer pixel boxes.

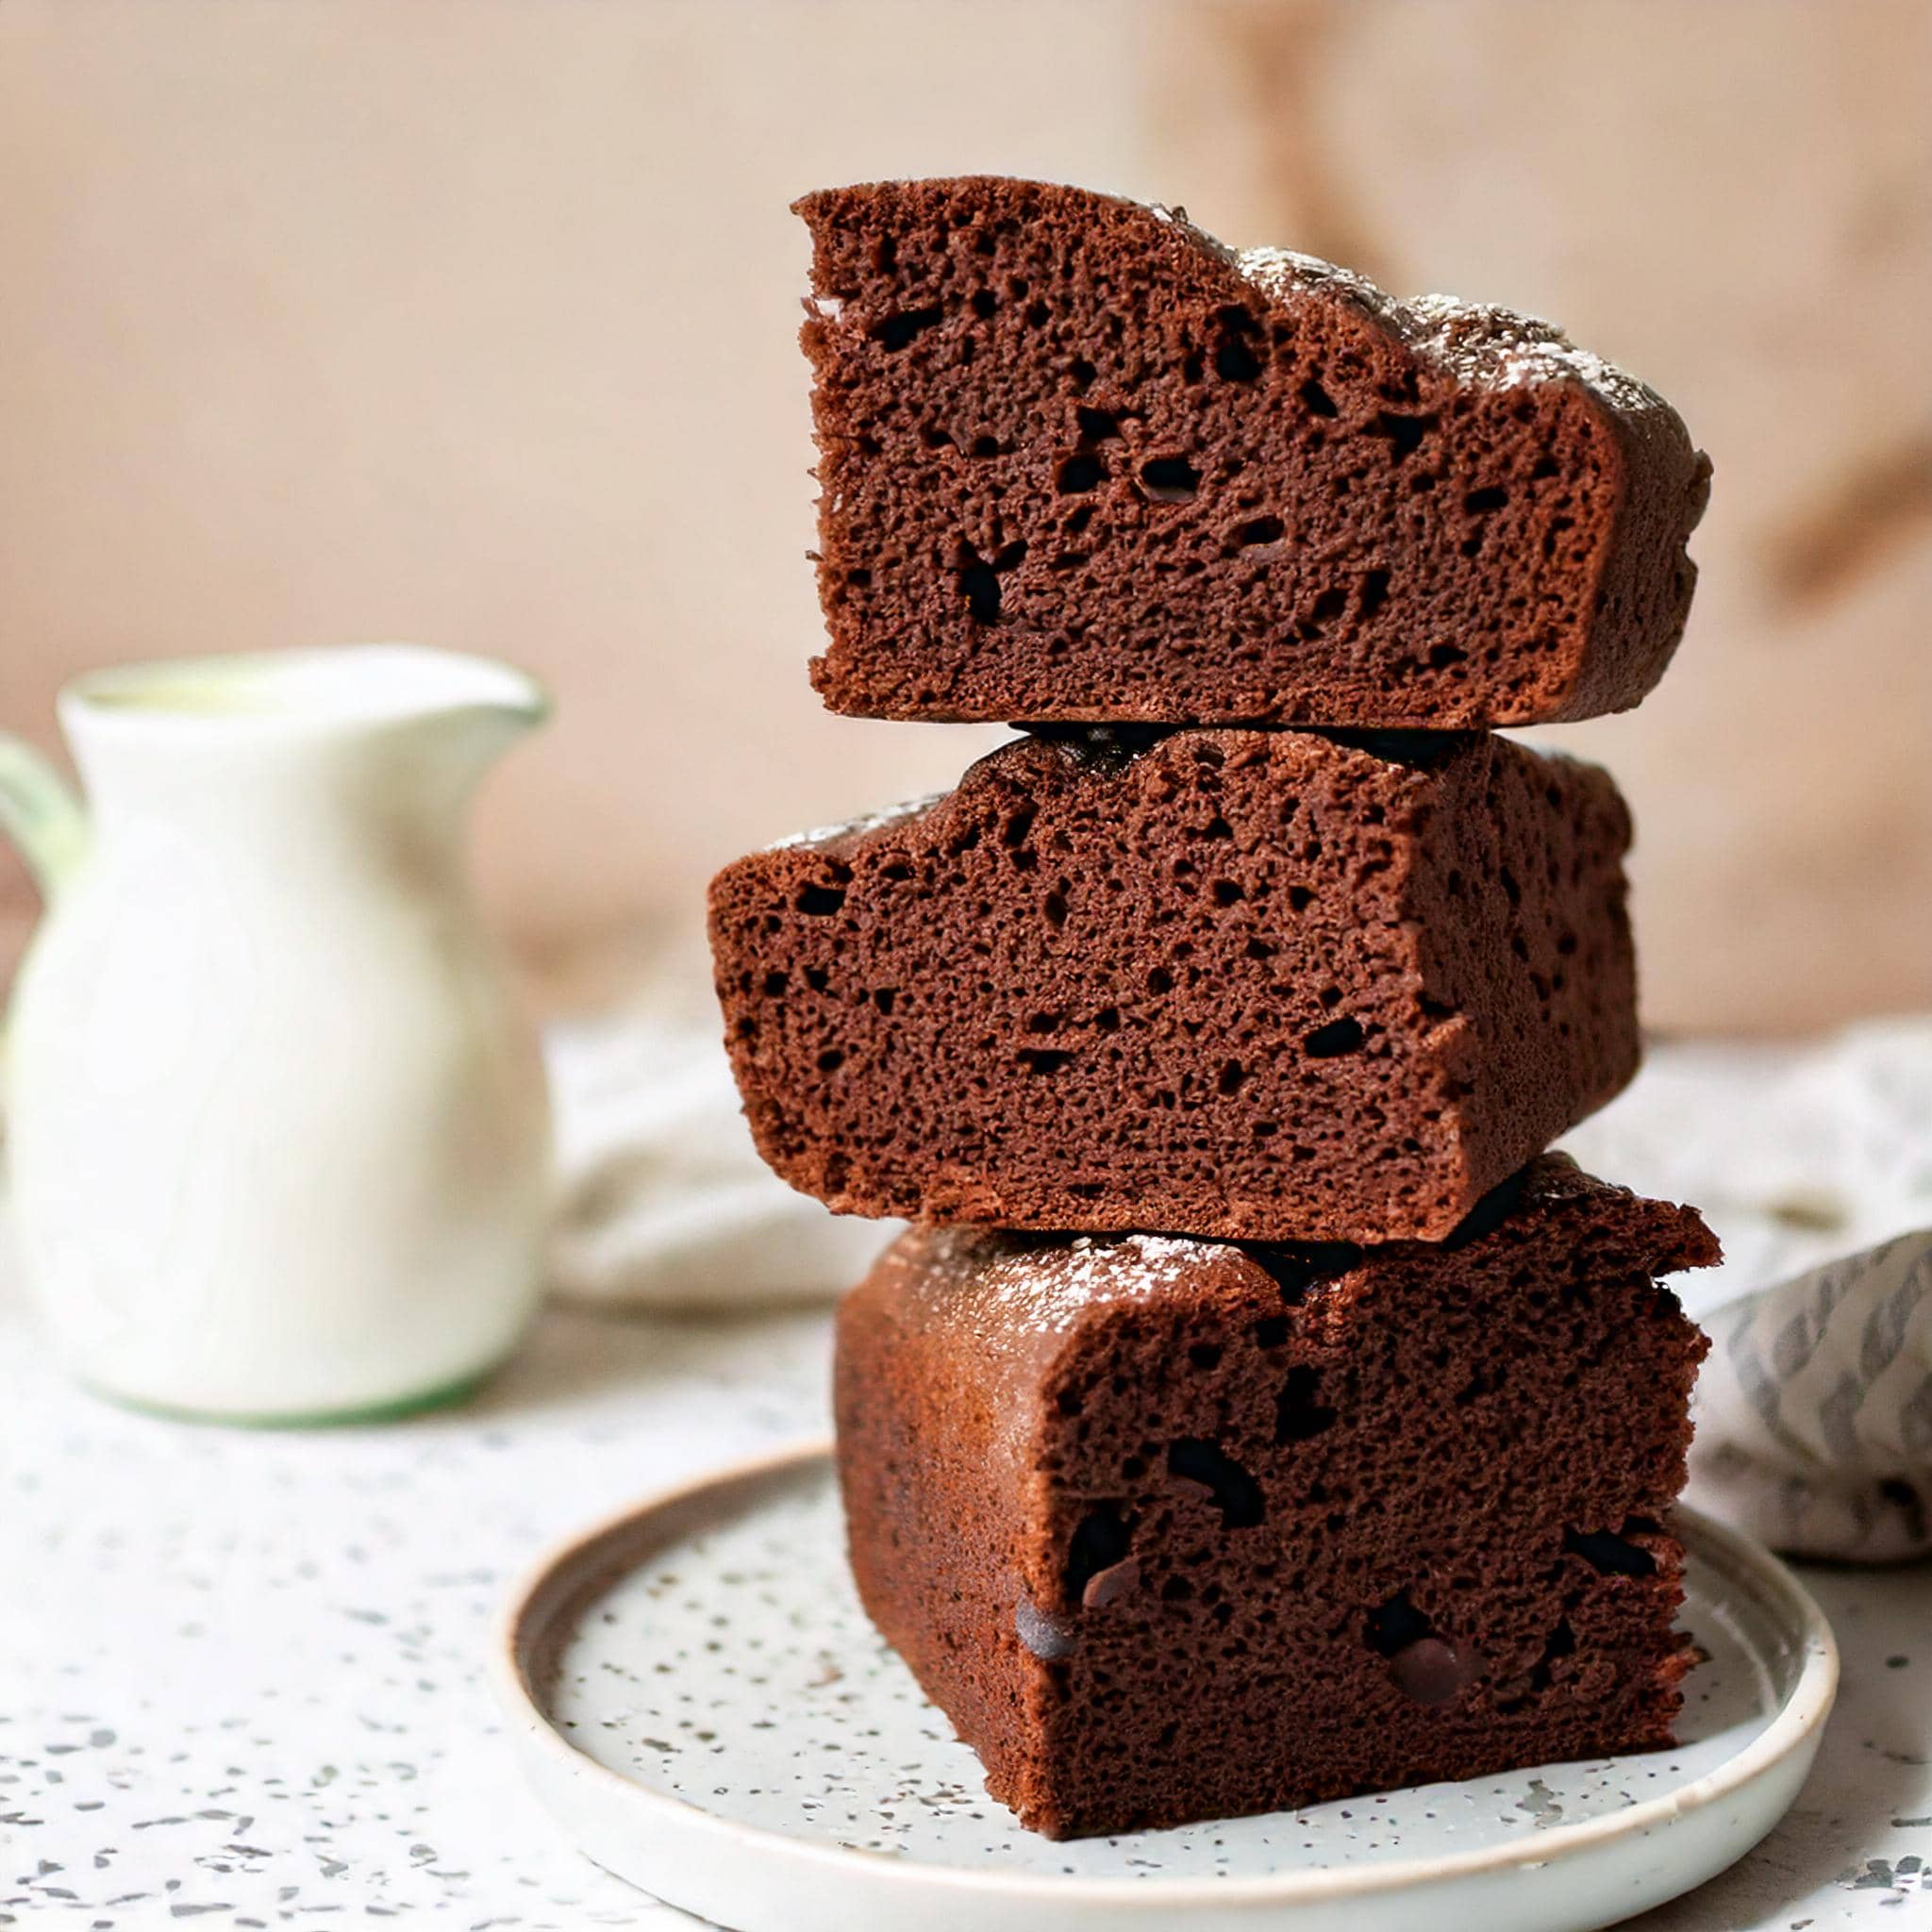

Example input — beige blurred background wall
[1,0,1927,1031]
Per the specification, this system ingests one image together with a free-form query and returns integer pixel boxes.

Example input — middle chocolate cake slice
[709,725,1638,1242]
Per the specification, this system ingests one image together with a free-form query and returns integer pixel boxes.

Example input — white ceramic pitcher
[0,645,553,1423]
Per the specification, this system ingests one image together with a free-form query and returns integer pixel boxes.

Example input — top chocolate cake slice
[797,176,1709,727]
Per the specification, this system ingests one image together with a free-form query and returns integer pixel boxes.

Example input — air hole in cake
[1183,348,1205,384]
[795,884,846,916]
[1253,1315,1290,1349]
[1147,966,1174,994]
[1025,1009,1062,1034]
[1298,377,1338,418]
[1065,1504,1135,1602]
[1288,886,1315,912]
[920,424,954,451]
[1201,816,1233,841]
[1428,642,1468,669]
[1564,1524,1658,1577]
[1002,807,1037,849]
[816,1048,845,1073]
[873,988,897,1014]
[1214,311,1264,382]
[970,288,998,319]
[1065,504,1095,536]
[1211,879,1245,907]
[804,966,830,991]
[1166,1438,1266,1527]
[1358,569,1391,619]
[1074,405,1121,443]
[761,971,789,997]
[870,306,943,351]
[1232,515,1285,549]
[1043,889,1069,928]
[872,233,897,272]
[1303,587,1349,632]
[1443,1168,1531,1247]
[1217,1059,1247,1095]
[1501,867,1523,907]
[1025,301,1051,328]
[1057,453,1106,494]
[1139,456,1201,504]
[1465,486,1509,512]
[1531,453,1561,479]
[994,539,1029,571]
[1370,411,1437,460]
[1019,1047,1074,1074]
[971,435,1003,458]
[955,550,1004,623]
[845,566,873,588]
[1274,1365,1338,1441]
[1364,1591,1432,1657]
[1189,1342,1223,1370]
[1529,1616,1576,1690]
[1254,1241,1362,1299]
[1303,1016,1366,1058]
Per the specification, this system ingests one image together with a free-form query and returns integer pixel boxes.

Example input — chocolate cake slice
[709,725,1638,1243]
[797,176,1709,727]
[834,1156,1718,1839]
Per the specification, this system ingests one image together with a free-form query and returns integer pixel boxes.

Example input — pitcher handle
[0,733,89,899]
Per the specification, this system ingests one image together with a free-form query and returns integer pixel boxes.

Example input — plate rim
[490,1437,1839,1910]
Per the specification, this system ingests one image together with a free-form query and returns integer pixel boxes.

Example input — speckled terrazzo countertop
[4,1257,1928,1928]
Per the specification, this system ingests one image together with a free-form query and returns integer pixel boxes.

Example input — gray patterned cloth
[1565,1020,1932,1562]
[542,981,1932,1560]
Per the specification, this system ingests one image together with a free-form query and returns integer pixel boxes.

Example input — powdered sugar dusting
[1234,245,1670,418]
[898,1225,1233,1344]
[768,792,944,852]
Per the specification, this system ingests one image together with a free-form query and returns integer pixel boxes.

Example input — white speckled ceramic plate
[492,1442,1836,1932]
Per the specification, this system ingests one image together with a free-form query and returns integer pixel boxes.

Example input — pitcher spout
[56,644,549,868]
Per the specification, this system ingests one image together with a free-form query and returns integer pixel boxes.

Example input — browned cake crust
[834,1156,1719,1839]
[796,176,1710,728]
[708,726,1639,1243]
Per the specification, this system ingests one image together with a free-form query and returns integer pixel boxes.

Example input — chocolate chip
[1080,1557,1142,1610]
[1015,1594,1077,1660]
[1390,1636,1483,1706]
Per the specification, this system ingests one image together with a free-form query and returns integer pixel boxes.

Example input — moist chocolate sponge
[834,1156,1718,1839]
[797,176,1710,727]
[708,726,1639,1243]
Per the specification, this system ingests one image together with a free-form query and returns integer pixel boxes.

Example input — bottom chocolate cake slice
[833,1156,1718,1839]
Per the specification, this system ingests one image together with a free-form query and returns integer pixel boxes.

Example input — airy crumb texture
[796,176,1710,727]
[708,727,1639,1242]
[834,1156,1719,1839]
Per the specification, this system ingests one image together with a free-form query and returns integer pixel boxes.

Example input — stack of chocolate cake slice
[709,176,1720,1840]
